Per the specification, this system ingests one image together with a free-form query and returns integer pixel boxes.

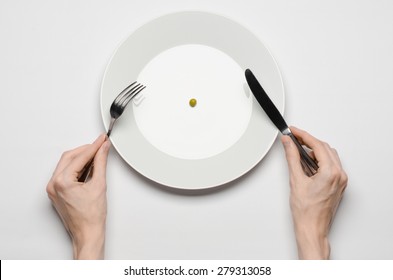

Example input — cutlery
[78,81,146,182]
[245,69,318,176]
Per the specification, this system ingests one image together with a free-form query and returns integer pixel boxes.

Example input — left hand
[46,134,110,259]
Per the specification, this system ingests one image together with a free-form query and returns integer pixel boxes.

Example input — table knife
[245,68,318,176]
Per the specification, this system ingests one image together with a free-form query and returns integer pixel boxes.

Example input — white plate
[100,11,284,189]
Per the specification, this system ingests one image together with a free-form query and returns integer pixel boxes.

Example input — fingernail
[281,135,291,147]
[98,134,107,143]
[103,139,111,150]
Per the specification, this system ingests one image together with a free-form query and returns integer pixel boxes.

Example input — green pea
[189,98,197,107]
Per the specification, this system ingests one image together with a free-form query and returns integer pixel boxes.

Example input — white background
[1,0,392,259]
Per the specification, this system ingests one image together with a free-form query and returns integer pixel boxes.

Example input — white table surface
[1,0,393,260]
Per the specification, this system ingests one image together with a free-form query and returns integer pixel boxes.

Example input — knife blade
[245,68,318,176]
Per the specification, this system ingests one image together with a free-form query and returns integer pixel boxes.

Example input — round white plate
[101,11,284,189]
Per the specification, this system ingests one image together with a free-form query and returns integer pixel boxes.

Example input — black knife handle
[78,158,94,182]
[288,133,319,176]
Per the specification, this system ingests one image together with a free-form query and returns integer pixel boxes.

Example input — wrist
[72,226,106,260]
[295,226,330,260]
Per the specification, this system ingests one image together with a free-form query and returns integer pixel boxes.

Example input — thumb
[281,135,304,178]
[92,140,111,183]
[69,134,107,173]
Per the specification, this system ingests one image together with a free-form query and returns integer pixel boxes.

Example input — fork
[78,81,146,182]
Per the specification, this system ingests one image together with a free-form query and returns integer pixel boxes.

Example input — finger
[328,147,343,169]
[91,140,111,184]
[289,126,331,165]
[67,134,107,175]
[289,126,321,148]
[52,145,90,177]
[318,141,343,171]
[281,135,305,179]
[328,147,348,187]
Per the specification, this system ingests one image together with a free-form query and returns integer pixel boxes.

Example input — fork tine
[117,83,143,105]
[114,81,137,103]
[120,85,146,108]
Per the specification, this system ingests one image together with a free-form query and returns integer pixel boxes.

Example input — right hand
[281,127,348,259]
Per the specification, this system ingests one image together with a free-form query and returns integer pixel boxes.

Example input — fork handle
[107,118,116,137]
[77,118,116,183]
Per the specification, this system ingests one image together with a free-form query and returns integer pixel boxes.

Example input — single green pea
[189,98,197,107]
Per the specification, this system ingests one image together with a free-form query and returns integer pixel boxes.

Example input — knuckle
[315,140,325,148]
[52,174,67,191]
[331,148,339,157]
[329,166,341,178]
[323,166,341,184]
[341,171,349,187]
[46,182,56,199]
[60,150,72,161]
[324,166,348,189]
[323,141,331,149]
[315,140,329,151]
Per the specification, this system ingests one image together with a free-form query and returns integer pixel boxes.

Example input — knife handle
[288,133,319,176]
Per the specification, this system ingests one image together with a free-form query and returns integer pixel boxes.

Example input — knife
[245,68,318,176]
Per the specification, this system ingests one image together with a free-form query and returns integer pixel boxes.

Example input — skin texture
[46,127,347,260]
[46,134,110,259]
[281,127,348,259]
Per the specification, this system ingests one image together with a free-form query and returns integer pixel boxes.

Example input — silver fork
[78,81,146,182]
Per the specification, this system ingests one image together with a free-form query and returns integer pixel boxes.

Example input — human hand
[46,134,110,259]
[281,127,348,259]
